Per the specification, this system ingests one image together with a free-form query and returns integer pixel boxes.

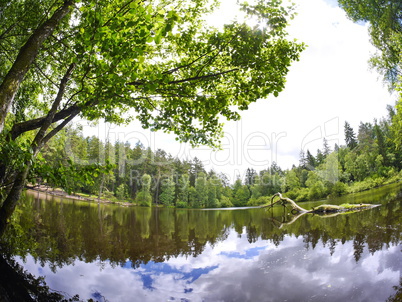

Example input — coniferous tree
[316,149,325,166]
[306,150,316,169]
[344,121,358,149]
[323,138,331,157]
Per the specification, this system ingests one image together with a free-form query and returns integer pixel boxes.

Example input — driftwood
[261,192,380,215]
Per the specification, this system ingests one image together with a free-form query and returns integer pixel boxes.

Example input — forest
[0,0,401,233]
[0,0,401,301]
[31,103,402,208]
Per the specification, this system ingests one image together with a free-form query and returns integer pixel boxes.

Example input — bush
[285,188,309,202]
[176,201,188,208]
[347,177,385,194]
[116,183,129,200]
[308,183,327,200]
[219,196,233,208]
[330,181,347,197]
[250,196,272,206]
[136,191,152,207]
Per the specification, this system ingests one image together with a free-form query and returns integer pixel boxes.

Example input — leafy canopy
[1,0,304,147]
[338,0,402,88]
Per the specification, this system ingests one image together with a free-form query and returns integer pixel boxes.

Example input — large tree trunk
[0,64,78,238]
[0,0,74,133]
[0,166,30,238]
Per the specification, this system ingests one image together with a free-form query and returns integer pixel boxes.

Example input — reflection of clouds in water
[200,238,401,302]
[16,232,400,302]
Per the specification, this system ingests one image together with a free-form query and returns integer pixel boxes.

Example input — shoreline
[25,185,135,207]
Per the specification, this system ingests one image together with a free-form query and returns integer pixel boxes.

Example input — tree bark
[261,192,309,213]
[9,104,81,140]
[0,165,30,238]
[0,0,74,133]
[0,64,77,238]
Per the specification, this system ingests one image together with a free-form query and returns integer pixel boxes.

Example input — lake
[1,183,401,301]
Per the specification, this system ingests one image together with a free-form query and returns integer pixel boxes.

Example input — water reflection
[15,231,401,302]
[1,183,402,301]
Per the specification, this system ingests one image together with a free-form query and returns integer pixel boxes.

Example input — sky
[80,0,396,182]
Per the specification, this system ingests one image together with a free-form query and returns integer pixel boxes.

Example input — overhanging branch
[127,68,239,87]
[10,104,81,140]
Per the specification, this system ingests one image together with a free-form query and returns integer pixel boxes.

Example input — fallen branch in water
[261,192,380,214]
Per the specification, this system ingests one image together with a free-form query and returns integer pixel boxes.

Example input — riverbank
[26,185,136,207]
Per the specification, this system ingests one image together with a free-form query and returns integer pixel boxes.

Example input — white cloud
[16,233,400,302]
[81,0,396,182]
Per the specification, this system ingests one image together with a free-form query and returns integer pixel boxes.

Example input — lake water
[1,183,402,301]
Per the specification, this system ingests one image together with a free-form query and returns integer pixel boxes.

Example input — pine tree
[323,138,331,156]
[306,150,316,169]
[344,121,358,149]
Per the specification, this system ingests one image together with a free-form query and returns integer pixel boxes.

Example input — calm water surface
[2,183,402,301]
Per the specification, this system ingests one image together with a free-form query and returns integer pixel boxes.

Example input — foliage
[136,174,152,207]
[31,100,402,208]
[344,121,358,149]
[247,195,271,206]
[338,0,402,88]
[0,0,306,234]
[0,0,304,144]
[116,183,129,200]
[159,177,175,206]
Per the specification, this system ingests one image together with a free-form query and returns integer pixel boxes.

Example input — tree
[317,152,340,185]
[323,138,331,157]
[250,175,263,200]
[344,121,358,149]
[0,0,304,236]
[206,178,219,208]
[316,149,325,166]
[194,172,208,208]
[305,171,326,200]
[260,171,282,196]
[306,150,316,169]
[391,99,402,153]
[176,174,190,206]
[159,176,175,206]
[116,183,129,200]
[232,178,250,207]
[338,0,402,87]
[136,174,152,207]
[281,169,300,192]
[245,168,257,186]
[299,150,307,169]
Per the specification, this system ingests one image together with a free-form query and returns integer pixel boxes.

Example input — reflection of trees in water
[2,186,401,270]
[0,254,80,302]
[0,185,401,301]
[386,278,402,302]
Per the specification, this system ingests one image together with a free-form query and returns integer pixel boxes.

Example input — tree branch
[32,63,76,153]
[167,68,239,84]
[127,68,239,87]
[41,111,79,148]
[10,103,81,140]
[0,0,74,133]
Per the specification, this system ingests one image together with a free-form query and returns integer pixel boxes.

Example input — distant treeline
[34,105,402,207]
